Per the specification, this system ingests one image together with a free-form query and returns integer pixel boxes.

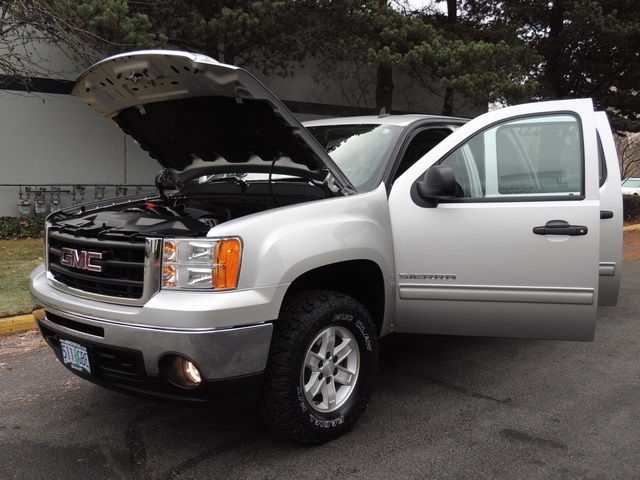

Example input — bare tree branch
[0,0,163,90]
[616,132,640,180]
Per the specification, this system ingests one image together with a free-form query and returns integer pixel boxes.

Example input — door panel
[595,112,623,306]
[389,99,601,341]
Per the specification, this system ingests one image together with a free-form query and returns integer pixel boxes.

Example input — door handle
[533,220,588,236]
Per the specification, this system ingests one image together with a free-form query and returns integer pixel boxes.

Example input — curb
[0,309,43,336]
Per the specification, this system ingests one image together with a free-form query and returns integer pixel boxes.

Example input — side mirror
[416,165,456,207]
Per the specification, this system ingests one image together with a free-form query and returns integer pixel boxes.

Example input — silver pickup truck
[30,50,623,444]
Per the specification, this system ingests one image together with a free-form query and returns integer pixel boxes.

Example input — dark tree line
[2,0,639,135]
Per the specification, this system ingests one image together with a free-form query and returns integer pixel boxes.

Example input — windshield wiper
[205,176,249,192]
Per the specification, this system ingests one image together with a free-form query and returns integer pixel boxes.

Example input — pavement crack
[502,428,569,451]
[158,432,264,480]
[125,402,160,480]
[428,377,513,405]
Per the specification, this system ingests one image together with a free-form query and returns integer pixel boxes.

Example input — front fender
[212,185,394,292]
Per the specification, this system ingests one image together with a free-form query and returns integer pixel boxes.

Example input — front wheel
[259,290,379,444]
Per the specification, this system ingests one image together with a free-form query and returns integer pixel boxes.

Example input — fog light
[184,360,201,384]
[160,355,203,389]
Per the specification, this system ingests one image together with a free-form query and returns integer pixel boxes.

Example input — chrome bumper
[30,263,277,381]
[36,306,273,380]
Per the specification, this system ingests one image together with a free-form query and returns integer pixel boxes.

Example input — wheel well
[284,260,385,334]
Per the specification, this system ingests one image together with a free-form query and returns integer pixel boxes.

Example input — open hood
[72,50,354,191]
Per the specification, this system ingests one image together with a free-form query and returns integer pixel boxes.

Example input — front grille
[46,310,105,337]
[48,230,147,299]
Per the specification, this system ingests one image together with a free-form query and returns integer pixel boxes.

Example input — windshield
[623,179,640,188]
[306,124,400,191]
[185,123,401,192]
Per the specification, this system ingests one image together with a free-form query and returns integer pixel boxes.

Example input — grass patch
[0,238,44,317]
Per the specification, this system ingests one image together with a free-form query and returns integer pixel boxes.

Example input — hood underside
[72,50,353,188]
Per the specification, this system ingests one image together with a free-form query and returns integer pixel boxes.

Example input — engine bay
[49,183,332,242]
[48,196,271,240]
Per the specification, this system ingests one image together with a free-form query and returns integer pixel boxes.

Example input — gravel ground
[623,227,640,260]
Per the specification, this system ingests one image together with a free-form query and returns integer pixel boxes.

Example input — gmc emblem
[60,247,102,272]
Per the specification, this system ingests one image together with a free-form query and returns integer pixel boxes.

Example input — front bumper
[30,264,278,403]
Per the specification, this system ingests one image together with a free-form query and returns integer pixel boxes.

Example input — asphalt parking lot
[1,260,639,479]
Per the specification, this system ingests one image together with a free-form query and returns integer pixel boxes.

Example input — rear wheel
[259,290,379,444]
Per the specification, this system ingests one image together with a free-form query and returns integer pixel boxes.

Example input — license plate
[60,338,91,375]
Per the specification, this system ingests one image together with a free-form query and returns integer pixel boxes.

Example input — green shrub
[0,216,45,238]
[623,195,640,222]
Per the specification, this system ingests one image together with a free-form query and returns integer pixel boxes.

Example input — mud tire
[259,290,379,444]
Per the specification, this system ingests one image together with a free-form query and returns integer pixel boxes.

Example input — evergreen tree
[4,0,638,130]
[462,0,640,132]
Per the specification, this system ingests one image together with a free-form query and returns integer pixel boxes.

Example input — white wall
[0,91,159,216]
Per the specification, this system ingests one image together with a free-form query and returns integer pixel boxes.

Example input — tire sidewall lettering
[332,313,354,322]
[296,386,308,412]
[308,413,345,428]
[333,312,373,351]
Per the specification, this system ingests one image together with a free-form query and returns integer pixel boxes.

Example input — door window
[393,128,453,181]
[441,114,583,199]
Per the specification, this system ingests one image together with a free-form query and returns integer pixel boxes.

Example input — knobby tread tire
[259,290,379,444]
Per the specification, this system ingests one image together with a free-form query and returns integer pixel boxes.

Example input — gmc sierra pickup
[30,50,622,444]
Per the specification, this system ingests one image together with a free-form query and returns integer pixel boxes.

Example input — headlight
[162,238,242,290]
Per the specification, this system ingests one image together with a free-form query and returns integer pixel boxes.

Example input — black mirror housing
[416,165,456,206]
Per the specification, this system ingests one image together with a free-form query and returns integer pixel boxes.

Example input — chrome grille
[47,229,147,299]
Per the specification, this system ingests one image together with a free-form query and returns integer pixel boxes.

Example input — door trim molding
[398,284,594,305]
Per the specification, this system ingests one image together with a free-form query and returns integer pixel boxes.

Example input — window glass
[441,114,582,199]
[393,128,453,181]
[598,134,607,187]
[307,124,400,191]
[622,179,640,188]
